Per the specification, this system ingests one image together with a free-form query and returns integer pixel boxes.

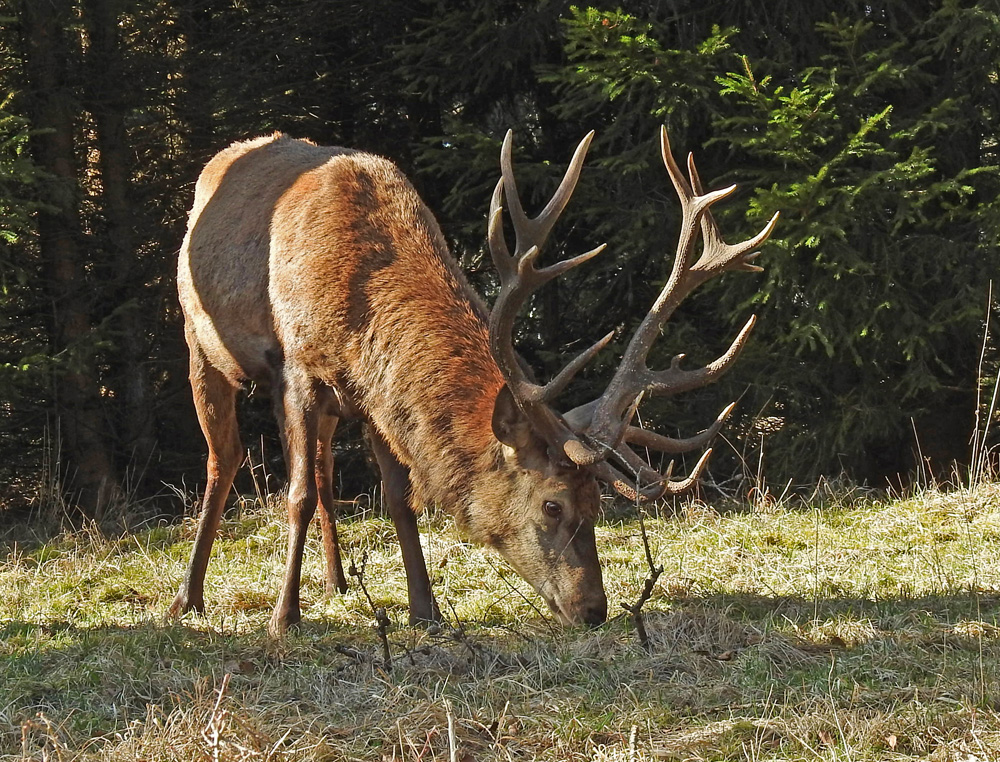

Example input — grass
[2,482,1000,761]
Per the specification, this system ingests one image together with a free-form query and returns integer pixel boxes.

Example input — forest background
[2,0,999,519]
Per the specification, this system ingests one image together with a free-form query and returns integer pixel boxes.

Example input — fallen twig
[621,513,663,651]
[349,551,393,672]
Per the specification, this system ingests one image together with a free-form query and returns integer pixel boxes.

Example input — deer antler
[565,126,779,500]
[487,130,613,460]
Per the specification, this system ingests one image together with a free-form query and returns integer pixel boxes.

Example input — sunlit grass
[2,482,1000,760]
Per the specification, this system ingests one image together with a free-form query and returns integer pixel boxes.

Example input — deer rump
[170,130,776,635]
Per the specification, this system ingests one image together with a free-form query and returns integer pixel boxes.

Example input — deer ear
[491,384,533,449]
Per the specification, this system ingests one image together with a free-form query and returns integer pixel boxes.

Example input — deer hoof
[268,608,301,638]
[166,589,204,620]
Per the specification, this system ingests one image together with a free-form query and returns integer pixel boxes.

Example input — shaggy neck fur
[327,154,511,531]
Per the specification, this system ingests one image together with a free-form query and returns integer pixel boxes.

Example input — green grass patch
[2,484,1000,760]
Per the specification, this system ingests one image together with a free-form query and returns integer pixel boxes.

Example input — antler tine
[687,152,780,280]
[662,127,737,252]
[592,446,713,503]
[624,402,735,454]
[488,179,516,281]
[644,315,756,397]
[590,460,666,503]
[500,129,594,256]
[542,329,615,403]
[658,448,713,495]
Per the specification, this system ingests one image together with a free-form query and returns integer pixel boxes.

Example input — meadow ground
[2,480,1000,760]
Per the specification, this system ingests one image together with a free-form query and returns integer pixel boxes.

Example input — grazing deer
[168,126,777,634]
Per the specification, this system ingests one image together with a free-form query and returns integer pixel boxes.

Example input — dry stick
[971,281,991,487]
[203,672,231,762]
[619,405,665,651]
[444,598,482,666]
[333,644,370,664]
[373,607,393,672]
[621,512,663,651]
[973,281,1000,487]
[21,712,67,762]
[348,552,393,672]
[910,417,931,490]
[446,699,459,762]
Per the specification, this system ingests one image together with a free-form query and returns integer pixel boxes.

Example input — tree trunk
[82,0,158,485]
[175,0,218,163]
[20,0,119,516]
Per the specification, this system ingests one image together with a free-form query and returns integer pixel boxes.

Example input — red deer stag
[169,126,777,634]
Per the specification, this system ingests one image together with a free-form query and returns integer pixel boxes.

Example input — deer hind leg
[315,393,348,595]
[269,368,322,636]
[367,427,441,625]
[169,340,242,619]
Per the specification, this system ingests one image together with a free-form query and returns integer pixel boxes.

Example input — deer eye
[543,500,563,519]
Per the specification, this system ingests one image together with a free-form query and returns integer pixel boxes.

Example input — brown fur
[170,134,607,632]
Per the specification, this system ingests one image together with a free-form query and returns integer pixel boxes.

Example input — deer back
[179,134,518,510]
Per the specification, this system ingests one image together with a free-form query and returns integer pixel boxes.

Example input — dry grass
[2,482,1000,760]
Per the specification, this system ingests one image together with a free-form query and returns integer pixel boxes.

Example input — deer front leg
[169,342,242,619]
[315,405,348,595]
[368,428,441,625]
[269,372,320,636]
